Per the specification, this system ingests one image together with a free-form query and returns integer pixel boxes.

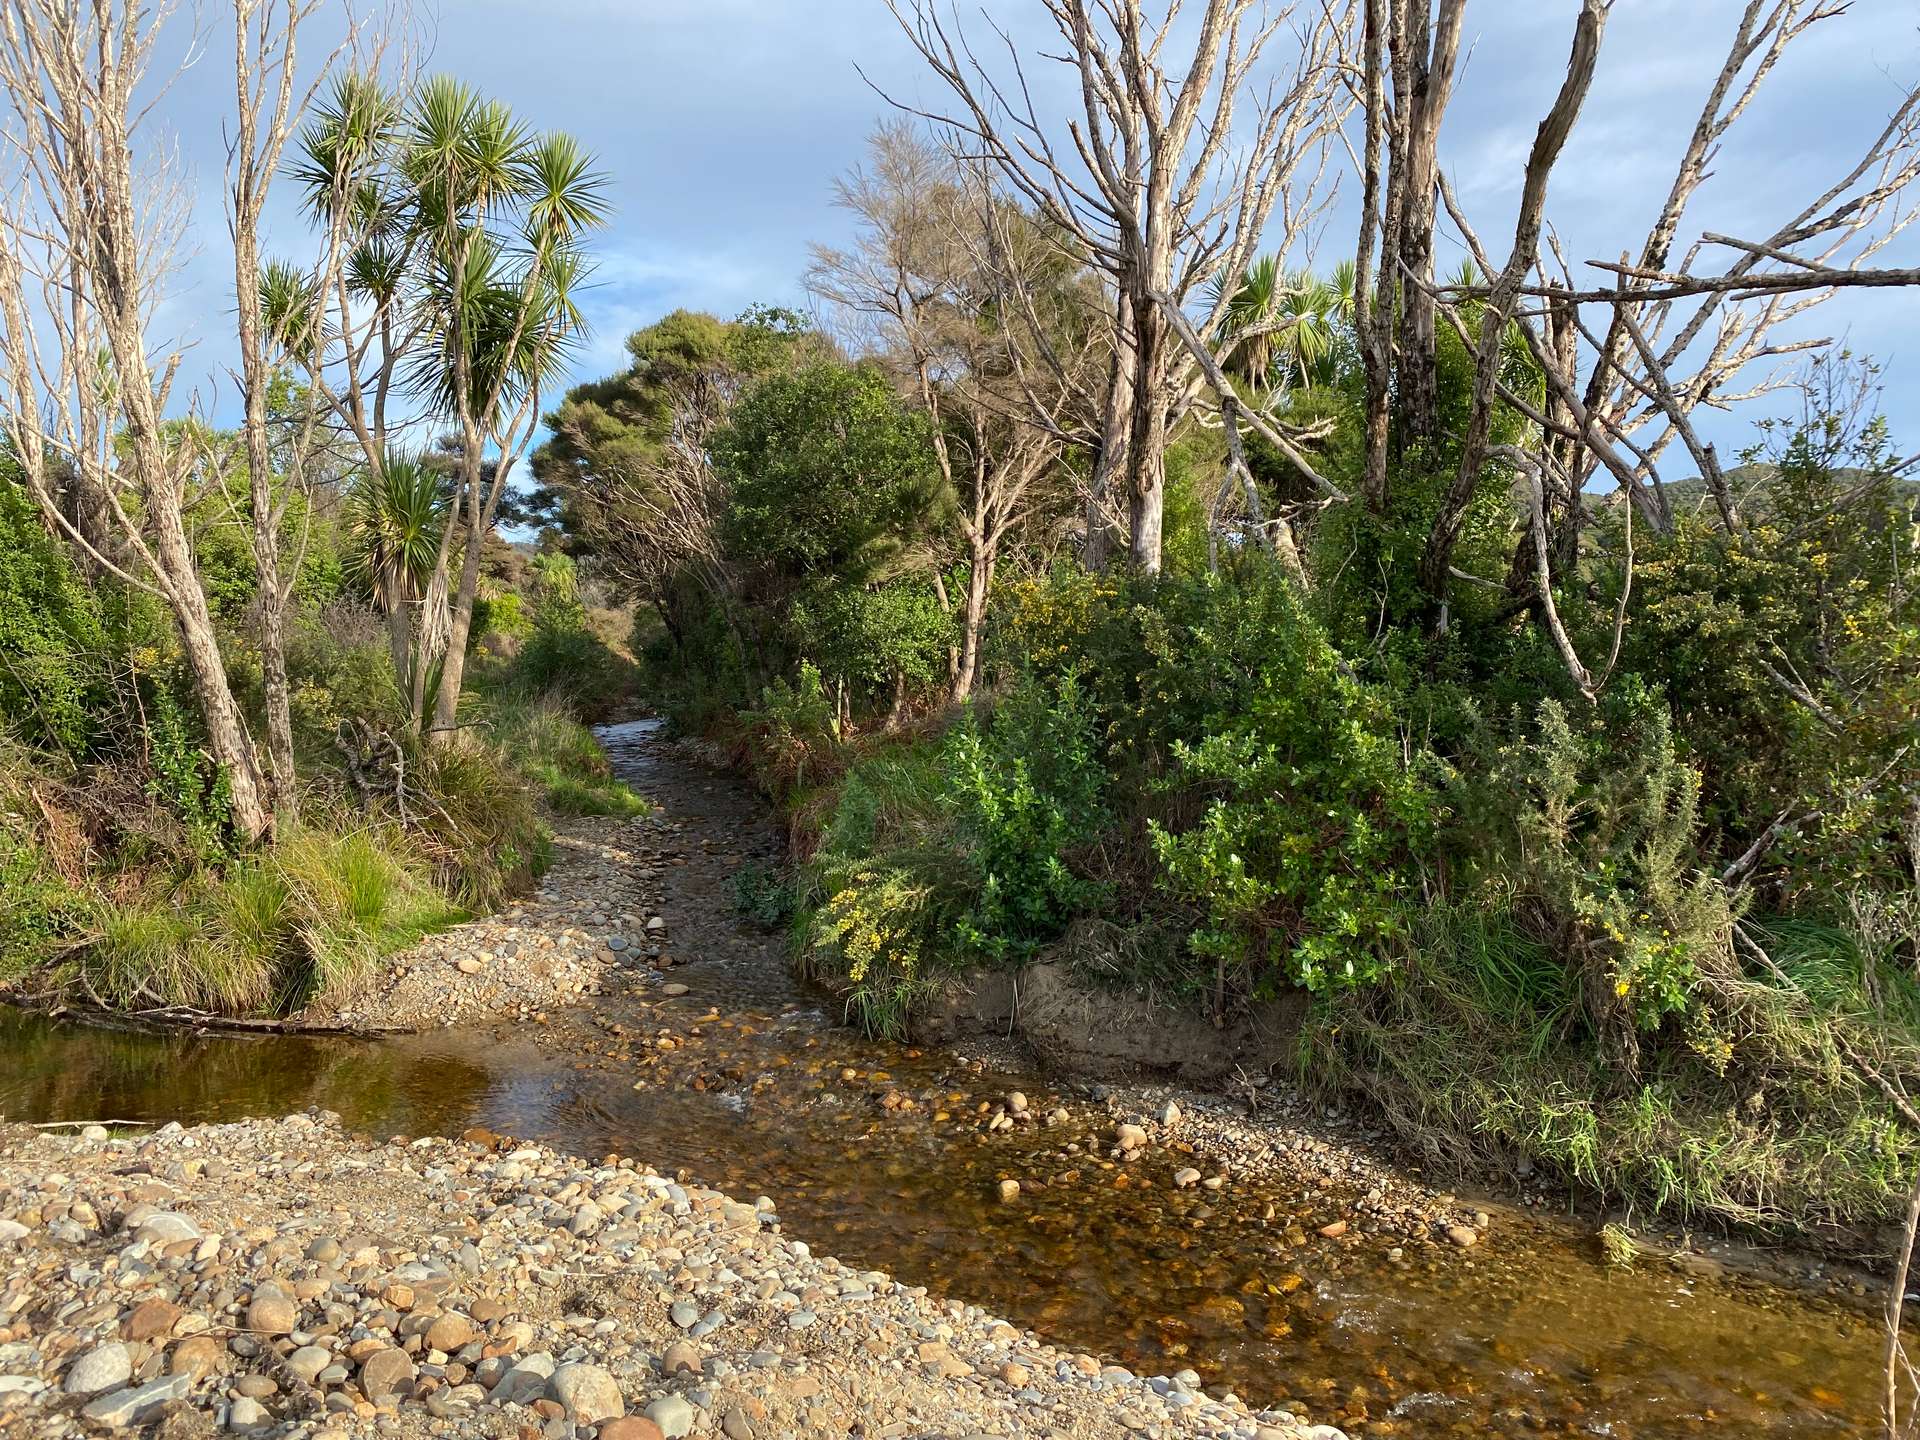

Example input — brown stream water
[0,719,1887,1439]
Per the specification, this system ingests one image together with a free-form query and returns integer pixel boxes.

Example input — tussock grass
[406,734,547,909]
[491,691,649,819]
[3,641,642,1019]
[272,827,460,998]
[1309,900,1920,1250]
[62,824,461,1016]
[80,901,265,1013]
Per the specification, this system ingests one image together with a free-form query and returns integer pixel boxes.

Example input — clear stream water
[0,720,1885,1439]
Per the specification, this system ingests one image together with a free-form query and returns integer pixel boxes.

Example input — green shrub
[285,605,407,752]
[0,479,111,757]
[717,361,946,589]
[1466,686,1735,1051]
[743,662,844,799]
[733,860,793,929]
[0,829,80,983]
[1312,897,1920,1239]
[793,740,968,1034]
[145,685,237,861]
[1150,622,1436,997]
[997,560,1438,999]
[810,861,959,1037]
[944,671,1109,961]
[471,589,532,651]
[634,589,757,734]
[511,623,623,709]
[790,580,953,713]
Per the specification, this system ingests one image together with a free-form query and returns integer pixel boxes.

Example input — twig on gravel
[28,1118,156,1129]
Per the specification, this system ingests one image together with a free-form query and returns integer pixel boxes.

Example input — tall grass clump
[1308,898,1920,1242]
[76,903,252,1012]
[271,827,461,998]
[60,825,462,1014]
[491,691,648,818]
[407,734,549,909]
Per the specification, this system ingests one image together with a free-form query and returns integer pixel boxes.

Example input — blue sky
[154,1,1919,460]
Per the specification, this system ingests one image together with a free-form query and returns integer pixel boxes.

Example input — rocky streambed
[0,1112,1331,1440]
[0,719,1891,1439]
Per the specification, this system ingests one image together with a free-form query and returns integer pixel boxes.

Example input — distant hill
[1587,464,1917,524]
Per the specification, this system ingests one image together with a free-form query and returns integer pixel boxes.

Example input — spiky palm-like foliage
[279,69,609,730]
[347,452,446,615]
[1206,256,1345,394]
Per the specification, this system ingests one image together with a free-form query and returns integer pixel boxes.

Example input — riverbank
[298,810,674,1034]
[0,719,1888,1437]
[0,1112,1337,1440]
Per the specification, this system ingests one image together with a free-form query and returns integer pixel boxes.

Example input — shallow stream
[0,719,1885,1438]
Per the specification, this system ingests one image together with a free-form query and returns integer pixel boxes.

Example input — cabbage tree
[279,73,608,734]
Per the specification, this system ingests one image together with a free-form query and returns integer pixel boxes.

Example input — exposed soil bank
[917,961,1305,1083]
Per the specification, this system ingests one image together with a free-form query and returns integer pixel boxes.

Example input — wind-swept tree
[530,308,820,656]
[808,124,1093,699]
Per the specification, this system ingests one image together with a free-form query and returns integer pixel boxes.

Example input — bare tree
[1335,0,1920,678]
[1383,0,1465,458]
[0,0,274,842]
[227,0,383,816]
[1414,0,1606,608]
[1446,9,1917,561]
[808,123,1085,698]
[878,0,1353,573]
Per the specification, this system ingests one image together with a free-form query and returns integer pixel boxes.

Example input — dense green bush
[945,672,1109,962]
[994,561,1440,997]
[742,662,845,800]
[470,589,532,651]
[1151,667,1436,997]
[0,830,78,985]
[512,622,622,706]
[0,481,111,757]
[145,685,238,861]
[505,553,630,710]
[717,362,946,591]
[796,741,968,1036]
[285,605,409,753]
[1467,689,1734,1046]
[789,580,953,714]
